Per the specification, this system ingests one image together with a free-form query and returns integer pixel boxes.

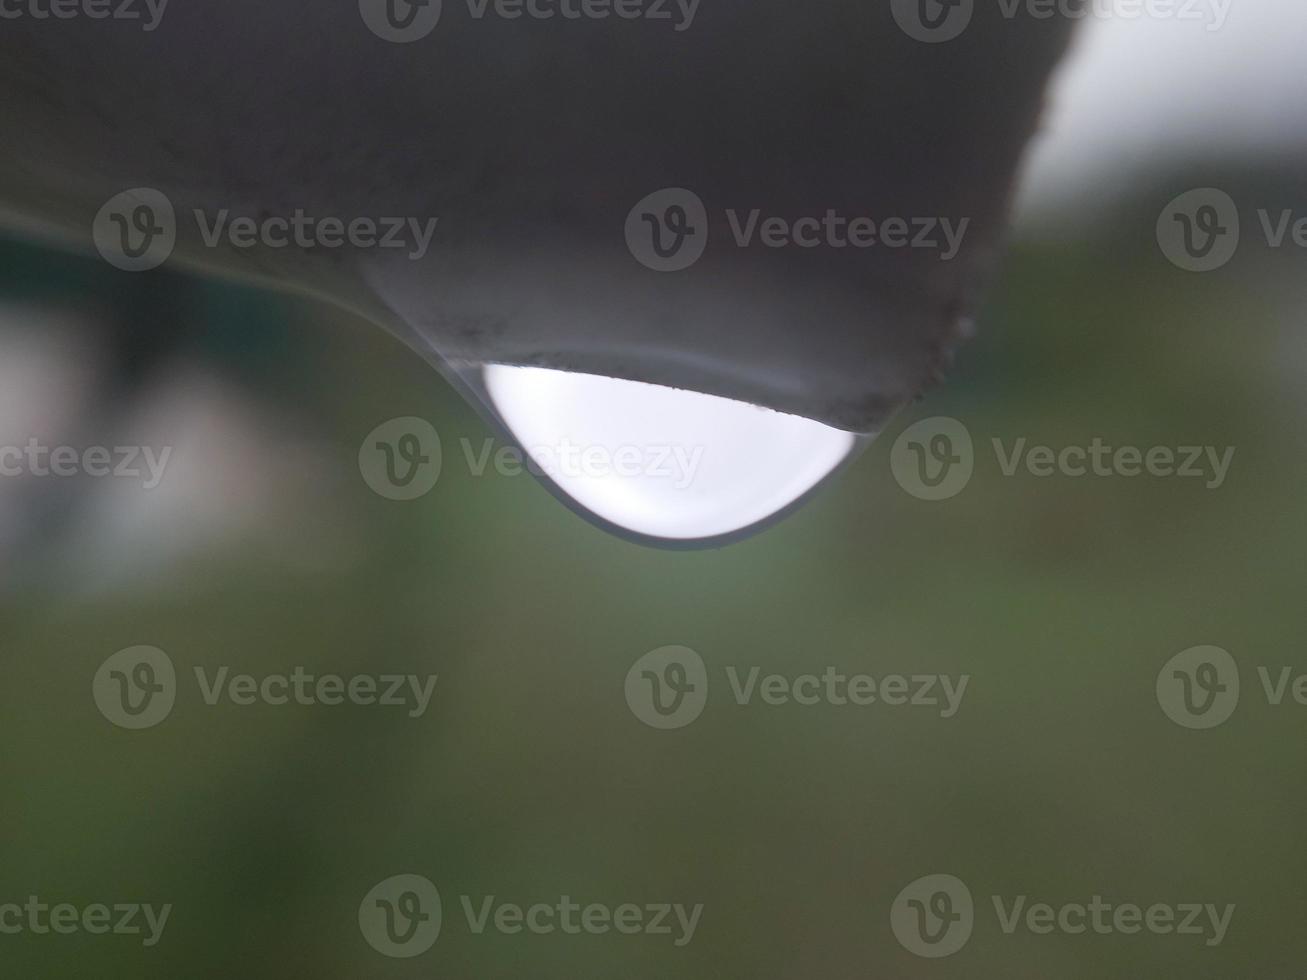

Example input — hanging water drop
[466,365,866,547]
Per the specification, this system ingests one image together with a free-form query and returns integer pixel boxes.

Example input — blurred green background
[0,162,1305,979]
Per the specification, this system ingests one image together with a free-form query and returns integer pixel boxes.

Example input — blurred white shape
[0,304,102,565]
[1019,0,1307,219]
[65,362,355,591]
[482,365,858,543]
[0,304,100,444]
[0,304,357,592]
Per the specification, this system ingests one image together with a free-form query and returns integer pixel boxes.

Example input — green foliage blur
[1,165,1305,978]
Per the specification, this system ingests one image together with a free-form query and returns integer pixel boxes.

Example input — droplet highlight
[473,365,862,546]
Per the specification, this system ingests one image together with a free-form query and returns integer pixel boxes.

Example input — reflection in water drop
[476,365,864,546]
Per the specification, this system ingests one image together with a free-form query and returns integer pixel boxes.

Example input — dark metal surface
[0,1,1076,430]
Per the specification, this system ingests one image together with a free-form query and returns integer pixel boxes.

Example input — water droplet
[462,364,865,547]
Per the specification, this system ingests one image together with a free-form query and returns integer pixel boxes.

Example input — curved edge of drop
[440,360,875,551]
